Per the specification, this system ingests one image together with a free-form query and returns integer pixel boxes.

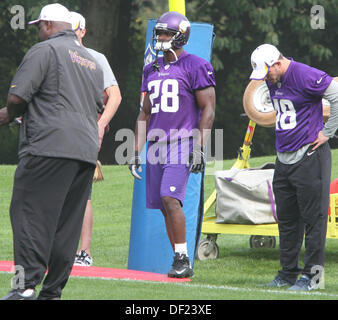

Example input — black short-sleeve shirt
[9,30,103,165]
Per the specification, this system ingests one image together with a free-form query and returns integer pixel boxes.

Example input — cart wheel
[196,238,219,260]
[249,235,276,248]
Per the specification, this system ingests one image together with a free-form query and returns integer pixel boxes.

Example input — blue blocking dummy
[128,20,214,274]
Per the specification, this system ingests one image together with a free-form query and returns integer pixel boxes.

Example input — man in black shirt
[0,3,103,300]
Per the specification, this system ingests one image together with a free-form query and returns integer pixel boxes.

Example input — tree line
[1,0,337,164]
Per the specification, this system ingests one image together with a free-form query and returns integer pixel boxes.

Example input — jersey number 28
[148,79,179,114]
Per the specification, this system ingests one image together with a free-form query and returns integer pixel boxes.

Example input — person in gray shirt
[70,12,122,267]
[0,4,103,300]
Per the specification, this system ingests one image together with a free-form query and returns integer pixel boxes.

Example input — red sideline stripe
[0,261,191,283]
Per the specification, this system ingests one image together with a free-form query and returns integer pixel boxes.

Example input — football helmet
[152,11,191,52]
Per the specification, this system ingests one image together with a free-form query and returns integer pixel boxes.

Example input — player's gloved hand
[186,144,206,174]
[129,152,142,180]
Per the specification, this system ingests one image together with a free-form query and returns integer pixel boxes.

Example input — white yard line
[2,269,338,298]
[70,275,338,299]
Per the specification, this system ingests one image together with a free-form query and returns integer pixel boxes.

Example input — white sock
[175,242,188,256]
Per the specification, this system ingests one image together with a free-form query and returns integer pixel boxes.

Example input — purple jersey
[141,51,216,143]
[267,60,333,152]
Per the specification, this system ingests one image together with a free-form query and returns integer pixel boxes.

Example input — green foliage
[0,0,84,164]
[1,0,338,163]
[0,126,19,164]
[0,2,37,163]
[188,0,338,158]
[0,3,37,107]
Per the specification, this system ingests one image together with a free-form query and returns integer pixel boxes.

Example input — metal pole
[168,0,186,15]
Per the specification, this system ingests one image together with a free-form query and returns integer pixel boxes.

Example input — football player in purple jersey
[129,11,216,278]
[250,44,338,290]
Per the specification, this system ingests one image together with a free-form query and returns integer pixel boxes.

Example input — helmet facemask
[152,28,181,69]
[151,12,191,71]
[153,27,185,52]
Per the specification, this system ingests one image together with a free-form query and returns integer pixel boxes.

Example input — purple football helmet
[153,11,191,51]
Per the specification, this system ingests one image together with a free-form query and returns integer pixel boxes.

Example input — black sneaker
[168,253,194,278]
[261,275,293,288]
[1,289,36,300]
[287,275,316,291]
[37,295,60,300]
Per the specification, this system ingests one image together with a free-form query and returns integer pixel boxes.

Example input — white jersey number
[148,79,179,114]
[273,99,297,130]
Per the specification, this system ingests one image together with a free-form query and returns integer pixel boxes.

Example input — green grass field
[1,152,338,300]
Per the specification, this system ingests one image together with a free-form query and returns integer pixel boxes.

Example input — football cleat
[168,253,194,278]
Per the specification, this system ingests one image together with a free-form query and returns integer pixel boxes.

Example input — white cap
[249,44,281,80]
[70,12,86,31]
[28,3,72,25]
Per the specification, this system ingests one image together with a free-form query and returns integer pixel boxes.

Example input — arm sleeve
[140,65,150,92]
[190,59,216,90]
[8,43,51,103]
[322,80,338,138]
[302,67,333,98]
[99,54,118,89]
[85,48,118,89]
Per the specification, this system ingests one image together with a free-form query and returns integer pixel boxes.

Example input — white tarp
[214,164,278,225]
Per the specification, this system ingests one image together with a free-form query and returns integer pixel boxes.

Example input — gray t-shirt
[9,30,104,166]
[86,47,118,90]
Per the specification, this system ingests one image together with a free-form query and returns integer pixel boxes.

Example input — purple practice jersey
[141,51,216,143]
[267,60,333,152]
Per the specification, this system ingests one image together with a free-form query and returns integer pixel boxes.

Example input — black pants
[273,142,331,284]
[10,156,95,299]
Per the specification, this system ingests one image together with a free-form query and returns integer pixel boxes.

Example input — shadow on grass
[213,241,338,269]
